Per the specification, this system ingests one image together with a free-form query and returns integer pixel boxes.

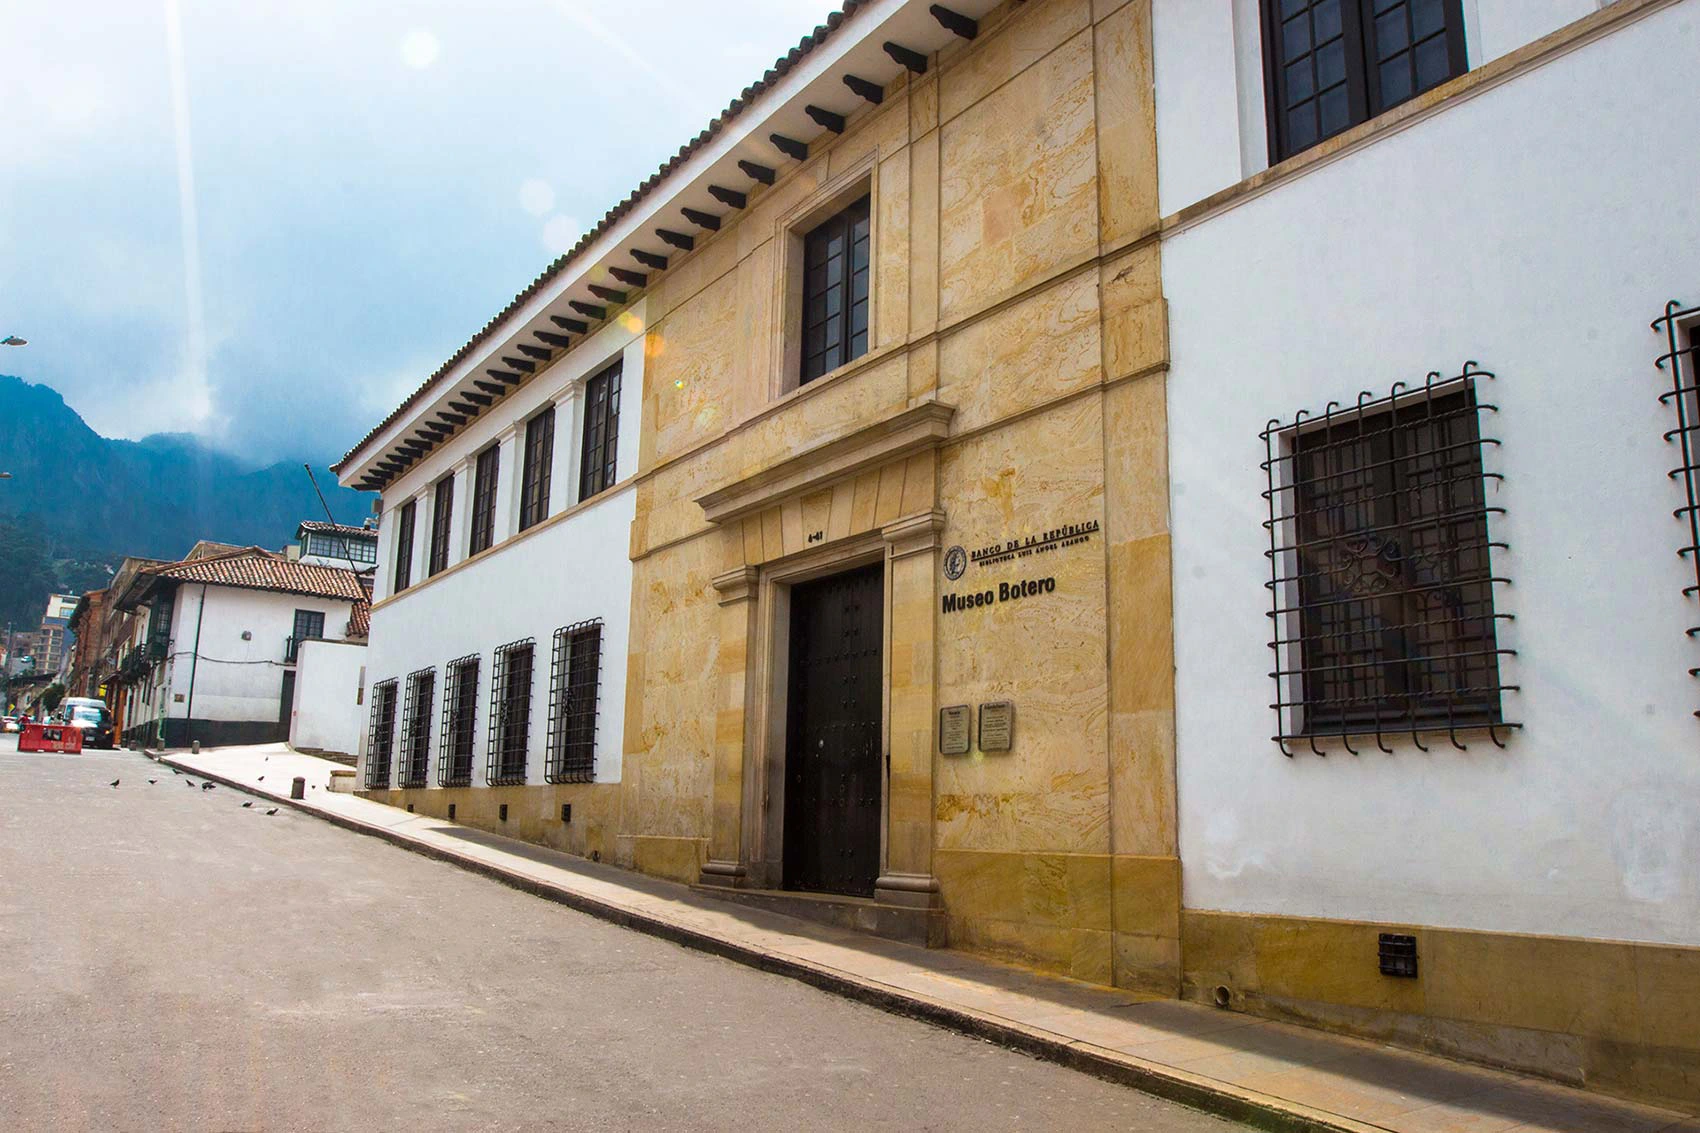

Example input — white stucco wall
[359,317,645,787]
[1162,3,1700,945]
[165,585,353,725]
[290,638,367,756]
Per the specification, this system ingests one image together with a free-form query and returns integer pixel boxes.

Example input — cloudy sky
[0,0,832,466]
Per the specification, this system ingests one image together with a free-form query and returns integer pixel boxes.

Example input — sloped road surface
[0,739,1237,1132]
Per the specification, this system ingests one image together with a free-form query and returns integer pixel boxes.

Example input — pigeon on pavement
[256,776,264,782]
[147,779,157,785]
[185,780,195,788]
[109,779,119,788]
[242,802,253,808]
[201,782,216,790]
[265,808,278,816]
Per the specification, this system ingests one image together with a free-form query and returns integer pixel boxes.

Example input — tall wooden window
[287,609,324,663]
[428,474,454,576]
[800,195,872,384]
[470,444,499,555]
[365,678,398,790]
[487,639,534,785]
[546,620,603,784]
[147,594,173,657]
[438,653,480,787]
[393,500,416,593]
[399,667,435,789]
[520,407,555,531]
[579,362,622,502]
[1261,0,1466,163]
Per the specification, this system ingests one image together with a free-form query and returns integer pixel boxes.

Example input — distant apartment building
[5,629,41,677]
[36,592,78,676]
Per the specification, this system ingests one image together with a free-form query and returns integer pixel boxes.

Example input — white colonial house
[1155,0,1700,1100]
[112,544,367,748]
[334,305,641,801]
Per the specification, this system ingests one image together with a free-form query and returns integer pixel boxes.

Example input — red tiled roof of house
[144,546,365,603]
[346,599,371,640]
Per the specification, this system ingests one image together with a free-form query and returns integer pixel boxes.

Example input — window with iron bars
[546,620,603,784]
[520,407,555,532]
[438,653,480,786]
[469,443,500,555]
[1652,302,1700,716]
[579,361,622,502]
[1261,365,1518,754]
[486,639,534,785]
[393,499,416,593]
[365,678,398,789]
[399,667,435,788]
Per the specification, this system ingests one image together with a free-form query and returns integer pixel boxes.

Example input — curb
[153,752,1375,1133]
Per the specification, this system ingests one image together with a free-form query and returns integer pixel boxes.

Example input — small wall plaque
[939,705,971,756]
[979,700,1014,752]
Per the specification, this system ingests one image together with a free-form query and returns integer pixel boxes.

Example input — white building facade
[113,548,365,747]
[1156,0,1700,1104]
[341,306,642,844]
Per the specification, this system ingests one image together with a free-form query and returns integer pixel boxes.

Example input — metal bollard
[290,776,305,800]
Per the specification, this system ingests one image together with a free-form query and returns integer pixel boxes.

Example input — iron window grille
[470,443,500,555]
[438,653,480,786]
[399,666,435,788]
[365,678,399,790]
[1261,0,1466,164]
[1652,301,1700,715]
[546,619,603,784]
[428,474,454,576]
[520,407,556,531]
[487,638,535,785]
[800,194,872,384]
[1261,364,1518,754]
[579,361,622,502]
[393,499,416,593]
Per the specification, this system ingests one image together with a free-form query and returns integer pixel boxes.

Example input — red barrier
[18,722,84,753]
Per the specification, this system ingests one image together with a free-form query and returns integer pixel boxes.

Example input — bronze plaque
[978,701,1014,752]
[939,705,971,756]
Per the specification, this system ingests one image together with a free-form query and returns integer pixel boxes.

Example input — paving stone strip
[157,744,1699,1133]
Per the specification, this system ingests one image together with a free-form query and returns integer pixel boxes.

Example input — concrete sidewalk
[160,743,1698,1133]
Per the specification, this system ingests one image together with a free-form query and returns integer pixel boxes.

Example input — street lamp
[1,336,25,347]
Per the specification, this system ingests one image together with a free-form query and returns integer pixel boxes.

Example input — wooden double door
[783,563,883,898]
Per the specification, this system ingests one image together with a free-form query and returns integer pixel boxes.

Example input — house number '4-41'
[807,530,824,544]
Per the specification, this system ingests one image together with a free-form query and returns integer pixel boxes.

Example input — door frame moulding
[747,536,889,891]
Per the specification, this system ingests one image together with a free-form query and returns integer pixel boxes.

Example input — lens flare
[400,29,441,69]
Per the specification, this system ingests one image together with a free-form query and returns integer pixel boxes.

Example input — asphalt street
[0,735,1238,1132]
